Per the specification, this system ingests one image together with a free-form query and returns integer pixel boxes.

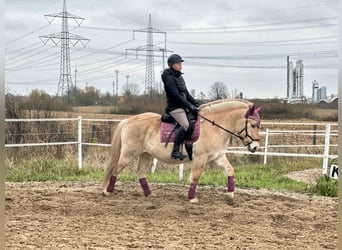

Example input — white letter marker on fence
[329,164,338,180]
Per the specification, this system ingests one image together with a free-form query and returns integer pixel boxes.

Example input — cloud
[5,0,338,99]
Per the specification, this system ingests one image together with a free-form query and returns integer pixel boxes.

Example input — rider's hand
[193,100,201,107]
[189,105,200,113]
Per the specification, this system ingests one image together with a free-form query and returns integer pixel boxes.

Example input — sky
[5,0,338,99]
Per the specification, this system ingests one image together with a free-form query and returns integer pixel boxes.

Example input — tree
[208,81,229,100]
[26,89,51,112]
[122,83,140,98]
[199,91,206,100]
[24,89,71,112]
[75,86,101,105]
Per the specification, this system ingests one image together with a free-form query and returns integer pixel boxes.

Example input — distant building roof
[317,97,338,109]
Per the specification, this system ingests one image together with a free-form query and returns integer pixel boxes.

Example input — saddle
[160,113,200,160]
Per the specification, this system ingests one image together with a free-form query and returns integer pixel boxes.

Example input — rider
[161,54,200,160]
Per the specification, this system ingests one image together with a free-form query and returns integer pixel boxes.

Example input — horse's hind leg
[211,155,235,205]
[137,153,153,196]
[103,150,137,196]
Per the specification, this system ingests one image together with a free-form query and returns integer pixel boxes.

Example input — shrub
[313,175,338,197]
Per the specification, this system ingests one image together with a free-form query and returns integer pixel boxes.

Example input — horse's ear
[256,106,262,113]
[245,105,254,118]
[249,105,255,115]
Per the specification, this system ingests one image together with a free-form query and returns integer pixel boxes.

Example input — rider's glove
[189,105,200,113]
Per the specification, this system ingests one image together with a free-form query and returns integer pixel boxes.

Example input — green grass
[315,175,338,197]
[5,155,337,197]
[6,155,102,182]
[233,162,311,192]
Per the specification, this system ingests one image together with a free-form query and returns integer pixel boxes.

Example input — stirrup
[171,151,186,160]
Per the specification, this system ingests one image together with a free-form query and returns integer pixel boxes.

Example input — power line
[6,44,58,67]
[166,36,338,47]
[6,50,60,72]
[163,16,338,32]
[6,43,48,63]
[166,23,337,33]
[6,24,50,45]
[78,64,146,83]
[182,50,337,60]
[76,58,129,77]
[71,25,133,32]
[6,41,42,55]
[162,2,336,18]
[67,16,338,34]
[188,61,337,69]
[6,81,57,86]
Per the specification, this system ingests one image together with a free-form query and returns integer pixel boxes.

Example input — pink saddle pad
[160,119,200,143]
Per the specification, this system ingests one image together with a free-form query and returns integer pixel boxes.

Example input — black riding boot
[171,127,187,160]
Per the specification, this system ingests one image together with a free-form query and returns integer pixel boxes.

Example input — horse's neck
[201,109,245,141]
[203,108,244,129]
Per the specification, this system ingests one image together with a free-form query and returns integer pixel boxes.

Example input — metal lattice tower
[145,15,155,95]
[40,0,90,97]
[126,14,172,97]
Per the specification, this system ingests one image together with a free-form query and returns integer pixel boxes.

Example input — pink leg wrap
[106,175,116,193]
[139,178,151,196]
[188,183,197,200]
[228,176,235,192]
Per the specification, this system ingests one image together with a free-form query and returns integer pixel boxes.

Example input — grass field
[5,153,338,197]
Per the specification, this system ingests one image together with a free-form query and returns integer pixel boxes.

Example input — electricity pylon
[40,0,90,97]
[126,14,172,98]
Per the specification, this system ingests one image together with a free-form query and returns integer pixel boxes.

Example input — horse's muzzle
[247,142,258,153]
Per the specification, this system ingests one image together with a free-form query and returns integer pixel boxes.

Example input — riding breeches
[169,108,189,131]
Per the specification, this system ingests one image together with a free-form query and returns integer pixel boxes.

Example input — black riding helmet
[167,54,184,67]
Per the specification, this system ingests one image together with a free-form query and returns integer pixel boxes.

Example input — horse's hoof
[224,192,234,205]
[102,191,113,197]
[189,197,199,203]
[145,192,156,197]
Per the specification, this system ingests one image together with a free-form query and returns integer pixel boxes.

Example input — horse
[102,99,261,203]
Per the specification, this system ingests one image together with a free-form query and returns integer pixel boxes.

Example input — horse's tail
[103,119,126,189]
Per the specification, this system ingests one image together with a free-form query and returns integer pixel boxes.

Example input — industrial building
[311,80,327,103]
[287,58,305,102]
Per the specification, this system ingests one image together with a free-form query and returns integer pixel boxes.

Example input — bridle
[197,113,260,147]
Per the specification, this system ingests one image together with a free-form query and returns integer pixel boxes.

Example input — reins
[197,113,244,140]
[197,112,260,146]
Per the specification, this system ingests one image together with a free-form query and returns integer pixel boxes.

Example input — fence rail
[5,117,338,179]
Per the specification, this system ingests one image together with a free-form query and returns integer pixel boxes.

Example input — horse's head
[239,105,261,153]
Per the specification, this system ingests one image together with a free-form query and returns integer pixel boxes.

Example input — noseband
[237,120,260,146]
[198,113,260,147]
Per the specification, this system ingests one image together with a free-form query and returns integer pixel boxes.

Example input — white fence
[5,117,338,180]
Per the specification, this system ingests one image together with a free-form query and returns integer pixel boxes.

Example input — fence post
[322,124,331,175]
[312,124,317,145]
[263,128,269,165]
[151,158,158,173]
[179,163,184,181]
[78,116,82,170]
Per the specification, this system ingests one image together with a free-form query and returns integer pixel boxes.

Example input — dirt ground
[284,168,322,184]
[5,181,338,250]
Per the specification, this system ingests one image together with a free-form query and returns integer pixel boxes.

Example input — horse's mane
[200,99,253,113]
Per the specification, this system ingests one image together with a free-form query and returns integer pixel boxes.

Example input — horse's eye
[251,124,256,128]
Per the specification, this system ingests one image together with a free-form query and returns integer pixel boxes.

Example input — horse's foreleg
[188,157,207,203]
[212,155,235,205]
[137,153,152,197]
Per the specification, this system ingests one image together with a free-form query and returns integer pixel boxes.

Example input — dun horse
[103,99,261,203]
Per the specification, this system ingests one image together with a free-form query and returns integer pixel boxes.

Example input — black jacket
[161,68,199,113]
